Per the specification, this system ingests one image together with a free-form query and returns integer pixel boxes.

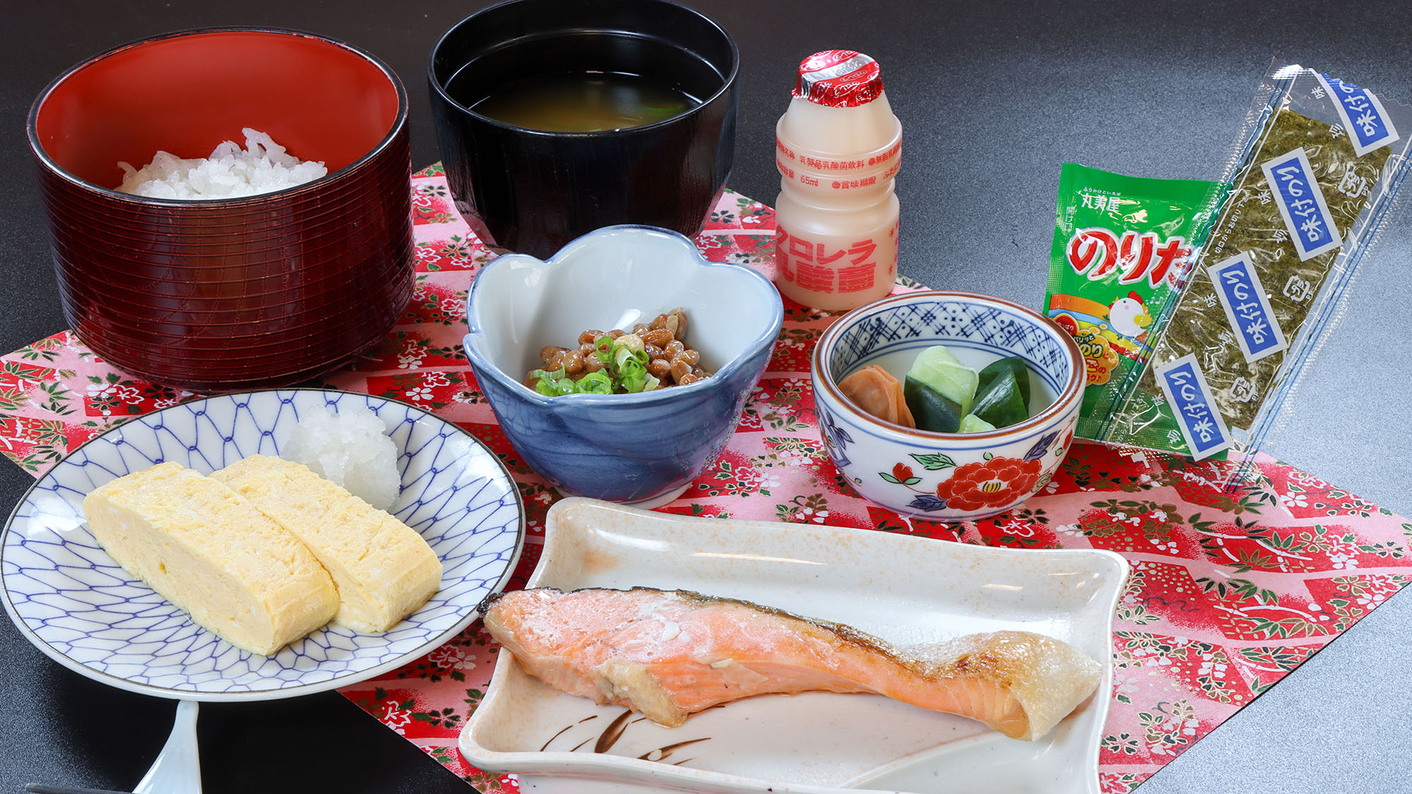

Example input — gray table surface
[2,1,1410,792]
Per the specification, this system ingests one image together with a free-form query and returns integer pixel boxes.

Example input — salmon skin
[480,587,1102,741]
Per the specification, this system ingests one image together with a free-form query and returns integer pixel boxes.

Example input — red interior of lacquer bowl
[32,29,400,191]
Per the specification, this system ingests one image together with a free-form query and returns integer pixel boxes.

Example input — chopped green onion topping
[575,371,614,394]
[532,335,670,396]
[619,353,649,393]
[594,335,615,363]
[530,367,578,396]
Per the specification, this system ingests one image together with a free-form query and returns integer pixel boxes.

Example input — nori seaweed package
[1101,62,1412,470]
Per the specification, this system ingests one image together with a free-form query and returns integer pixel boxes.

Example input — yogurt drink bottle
[773,50,902,311]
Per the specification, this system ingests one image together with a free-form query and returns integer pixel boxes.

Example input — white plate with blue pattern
[0,389,525,701]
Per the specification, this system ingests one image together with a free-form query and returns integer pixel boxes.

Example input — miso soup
[468,71,699,132]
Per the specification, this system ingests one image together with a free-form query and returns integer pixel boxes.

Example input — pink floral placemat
[3,165,1410,793]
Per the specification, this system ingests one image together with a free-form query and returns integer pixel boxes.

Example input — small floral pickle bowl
[463,225,783,508]
[812,291,1084,522]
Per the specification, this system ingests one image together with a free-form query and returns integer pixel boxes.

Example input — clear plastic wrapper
[1101,61,1412,480]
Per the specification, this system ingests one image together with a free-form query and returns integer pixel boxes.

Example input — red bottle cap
[793,50,883,107]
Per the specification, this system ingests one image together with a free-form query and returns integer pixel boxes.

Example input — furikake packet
[1045,163,1222,442]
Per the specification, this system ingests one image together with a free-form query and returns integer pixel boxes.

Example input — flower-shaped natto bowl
[463,225,782,508]
[812,291,1084,522]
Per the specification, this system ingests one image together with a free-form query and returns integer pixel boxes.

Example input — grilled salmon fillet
[481,587,1102,741]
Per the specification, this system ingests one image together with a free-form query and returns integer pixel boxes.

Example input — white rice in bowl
[116,128,328,199]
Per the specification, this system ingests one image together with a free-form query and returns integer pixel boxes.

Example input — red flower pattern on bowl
[934,457,1043,512]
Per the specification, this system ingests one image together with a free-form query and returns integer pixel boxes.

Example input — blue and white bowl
[463,225,783,508]
[812,291,1084,522]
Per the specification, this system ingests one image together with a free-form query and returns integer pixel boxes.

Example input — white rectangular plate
[460,498,1126,794]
